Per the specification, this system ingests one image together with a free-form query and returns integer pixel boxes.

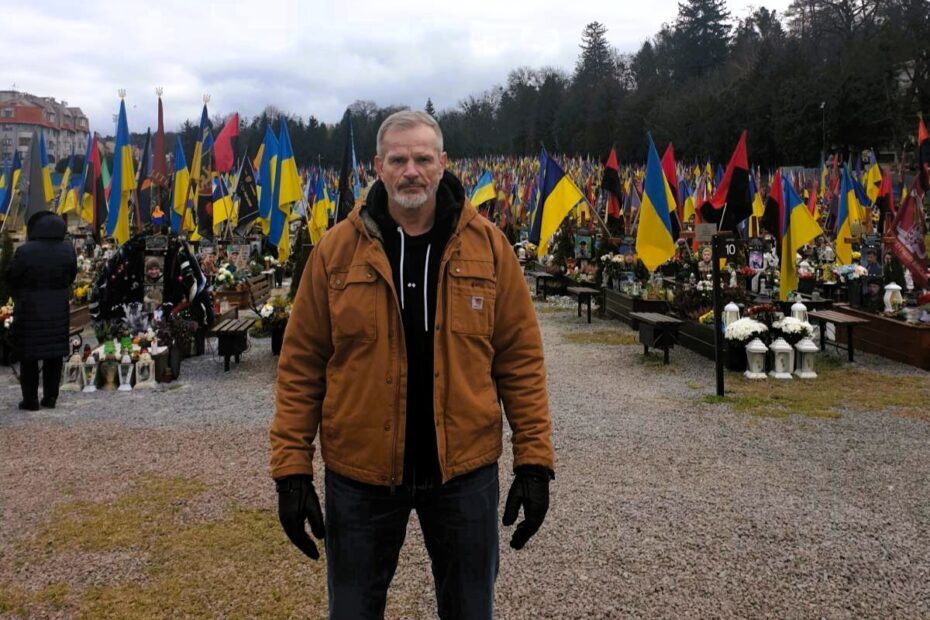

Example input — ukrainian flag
[470,171,496,206]
[212,175,234,235]
[0,155,17,217]
[779,175,823,300]
[171,136,191,235]
[269,118,302,262]
[258,125,278,236]
[309,175,332,245]
[864,151,882,206]
[836,166,862,265]
[532,152,587,257]
[105,99,134,245]
[38,132,54,203]
[635,135,677,272]
[56,149,75,214]
[190,104,213,184]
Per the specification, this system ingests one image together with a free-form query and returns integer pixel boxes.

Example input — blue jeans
[324,463,499,620]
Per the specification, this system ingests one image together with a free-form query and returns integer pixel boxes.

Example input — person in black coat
[5,211,77,410]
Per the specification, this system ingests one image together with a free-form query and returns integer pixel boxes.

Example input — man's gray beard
[393,191,429,210]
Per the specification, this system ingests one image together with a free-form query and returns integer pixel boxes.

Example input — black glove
[502,465,553,550]
[276,474,326,560]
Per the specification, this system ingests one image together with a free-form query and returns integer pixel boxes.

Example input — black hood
[364,170,466,237]
[26,211,67,241]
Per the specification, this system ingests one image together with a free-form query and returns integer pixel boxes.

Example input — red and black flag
[698,130,752,233]
[81,134,108,243]
[761,169,784,250]
[601,146,622,219]
[661,143,681,240]
[918,117,930,193]
[875,169,895,235]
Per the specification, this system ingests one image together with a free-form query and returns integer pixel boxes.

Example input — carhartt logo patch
[471,296,484,310]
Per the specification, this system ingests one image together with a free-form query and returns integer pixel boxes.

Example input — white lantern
[82,358,98,393]
[61,352,84,392]
[794,337,819,379]
[134,351,156,389]
[883,283,903,313]
[790,301,808,323]
[769,338,795,380]
[117,354,134,391]
[723,302,740,327]
[744,338,768,379]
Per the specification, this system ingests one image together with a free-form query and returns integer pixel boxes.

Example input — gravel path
[1,291,929,618]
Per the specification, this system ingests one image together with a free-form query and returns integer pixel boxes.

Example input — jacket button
[368,272,374,279]
[434,371,439,377]
[335,279,342,285]
[384,421,391,431]
[455,267,461,273]
[386,377,392,384]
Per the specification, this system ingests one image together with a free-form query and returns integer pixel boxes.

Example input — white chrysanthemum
[724,318,767,342]
[260,304,274,318]
[773,317,812,335]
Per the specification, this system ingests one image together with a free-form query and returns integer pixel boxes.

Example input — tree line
[139,0,930,170]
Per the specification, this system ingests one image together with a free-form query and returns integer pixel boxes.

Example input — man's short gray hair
[376,109,444,157]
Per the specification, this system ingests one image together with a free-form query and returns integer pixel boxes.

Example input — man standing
[6,211,77,410]
[270,110,554,619]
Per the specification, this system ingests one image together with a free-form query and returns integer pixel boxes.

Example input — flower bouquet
[254,295,291,354]
[724,318,767,372]
[215,263,240,290]
[771,316,813,346]
[724,318,768,347]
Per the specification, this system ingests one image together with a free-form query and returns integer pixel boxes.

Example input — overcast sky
[2,0,792,134]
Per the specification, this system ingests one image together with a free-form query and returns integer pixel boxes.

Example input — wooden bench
[566,286,600,323]
[194,306,239,356]
[527,271,558,300]
[629,312,683,364]
[209,318,257,371]
[807,309,871,363]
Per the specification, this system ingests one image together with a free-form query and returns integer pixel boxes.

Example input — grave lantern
[134,350,156,389]
[744,338,768,379]
[769,338,794,380]
[794,337,819,379]
[82,357,99,393]
[722,302,740,327]
[117,354,134,391]
[790,301,808,323]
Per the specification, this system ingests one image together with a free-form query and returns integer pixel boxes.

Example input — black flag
[336,110,356,222]
[235,156,260,235]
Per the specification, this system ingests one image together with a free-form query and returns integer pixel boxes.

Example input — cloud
[2,0,792,133]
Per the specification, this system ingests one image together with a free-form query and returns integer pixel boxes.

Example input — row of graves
[524,218,930,376]
[0,228,298,393]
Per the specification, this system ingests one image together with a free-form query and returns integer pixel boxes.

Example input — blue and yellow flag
[531,151,587,256]
[269,118,302,262]
[258,125,278,236]
[171,136,191,235]
[779,174,823,300]
[864,151,882,206]
[635,135,677,272]
[0,153,21,217]
[56,148,76,214]
[836,166,862,265]
[190,104,213,184]
[105,99,134,245]
[470,170,496,206]
[309,175,332,245]
[212,174,234,235]
[38,132,54,203]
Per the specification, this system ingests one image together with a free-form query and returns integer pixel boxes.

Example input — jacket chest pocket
[329,266,378,341]
[448,260,496,337]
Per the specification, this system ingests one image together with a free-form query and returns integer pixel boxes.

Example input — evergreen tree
[425,98,436,117]
[672,0,732,78]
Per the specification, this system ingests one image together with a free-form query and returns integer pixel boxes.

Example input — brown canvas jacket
[270,197,554,486]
